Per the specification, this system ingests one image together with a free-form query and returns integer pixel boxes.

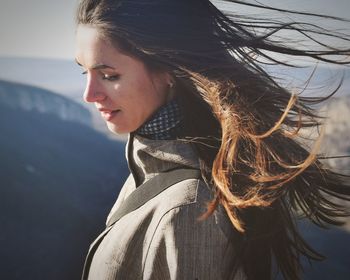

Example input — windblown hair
[76,0,350,279]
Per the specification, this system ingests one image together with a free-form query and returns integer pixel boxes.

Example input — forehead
[75,25,121,67]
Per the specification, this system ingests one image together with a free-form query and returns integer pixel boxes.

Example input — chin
[106,122,130,135]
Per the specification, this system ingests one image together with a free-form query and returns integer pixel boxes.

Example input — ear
[164,73,176,102]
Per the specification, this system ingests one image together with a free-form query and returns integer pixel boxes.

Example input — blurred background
[0,0,349,279]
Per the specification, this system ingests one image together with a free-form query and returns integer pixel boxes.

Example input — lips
[98,108,120,121]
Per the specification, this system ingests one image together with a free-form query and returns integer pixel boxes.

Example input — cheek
[137,90,164,117]
[140,78,168,107]
[106,84,123,103]
[122,91,161,131]
[114,73,168,127]
[120,78,155,108]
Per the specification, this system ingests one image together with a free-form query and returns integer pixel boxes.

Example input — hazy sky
[0,0,77,59]
[0,0,349,60]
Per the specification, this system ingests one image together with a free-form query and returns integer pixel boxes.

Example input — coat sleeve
[142,202,246,280]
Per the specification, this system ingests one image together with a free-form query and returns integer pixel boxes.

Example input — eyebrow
[75,58,115,70]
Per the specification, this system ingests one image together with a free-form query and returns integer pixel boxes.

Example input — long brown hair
[76,0,350,279]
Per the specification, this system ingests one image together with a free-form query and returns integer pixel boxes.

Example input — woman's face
[75,25,171,134]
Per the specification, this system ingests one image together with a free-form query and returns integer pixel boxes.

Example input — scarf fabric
[136,98,183,140]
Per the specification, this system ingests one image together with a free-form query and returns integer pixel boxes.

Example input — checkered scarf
[136,98,183,140]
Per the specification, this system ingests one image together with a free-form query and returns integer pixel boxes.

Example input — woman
[75,0,350,279]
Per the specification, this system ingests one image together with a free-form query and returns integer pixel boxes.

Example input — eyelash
[81,71,120,81]
[102,74,120,81]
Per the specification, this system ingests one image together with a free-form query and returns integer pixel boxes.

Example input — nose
[83,75,106,103]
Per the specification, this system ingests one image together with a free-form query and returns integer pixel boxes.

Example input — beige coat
[82,134,245,280]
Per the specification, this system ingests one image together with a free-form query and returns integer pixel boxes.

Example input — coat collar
[126,133,200,186]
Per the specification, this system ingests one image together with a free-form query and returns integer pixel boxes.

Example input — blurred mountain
[320,95,350,234]
[0,80,129,280]
[300,94,350,206]
[296,94,350,279]
[321,95,350,175]
[300,220,350,280]
[0,79,90,126]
